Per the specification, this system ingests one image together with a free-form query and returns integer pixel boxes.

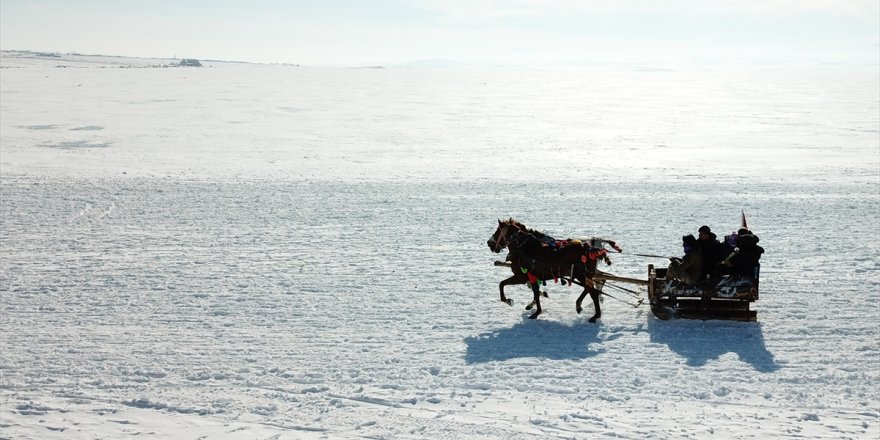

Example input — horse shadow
[465,319,604,364]
[647,317,780,372]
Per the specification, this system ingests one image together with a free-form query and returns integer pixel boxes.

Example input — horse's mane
[503,218,557,241]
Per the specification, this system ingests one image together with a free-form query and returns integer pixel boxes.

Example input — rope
[599,290,644,308]
[624,252,672,259]
[604,282,643,298]
[557,277,643,307]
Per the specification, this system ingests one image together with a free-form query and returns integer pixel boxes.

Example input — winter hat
[725,234,738,247]
[682,234,698,246]
[698,225,711,234]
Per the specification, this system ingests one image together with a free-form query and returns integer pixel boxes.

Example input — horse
[487,219,621,321]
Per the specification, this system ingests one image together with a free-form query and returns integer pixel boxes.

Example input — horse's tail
[588,237,623,253]
[584,247,608,262]
[585,237,619,266]
[579,245,614,267]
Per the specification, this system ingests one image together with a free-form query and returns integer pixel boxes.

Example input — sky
[1,0,878,68]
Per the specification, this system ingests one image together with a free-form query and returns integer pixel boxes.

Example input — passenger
[731,229,764,278]
[716,232,738,276]
[721,232,738,256]
[667,234,703,285]
[697,225,725,278]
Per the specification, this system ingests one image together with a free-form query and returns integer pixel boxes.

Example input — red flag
[741,210,749,230]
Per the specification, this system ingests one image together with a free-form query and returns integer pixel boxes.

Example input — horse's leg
[576,284,588,314]
[525,289,549,310]
[575,275,590,314]
[574,272,602,323]
[527,265,558,310]
[525,277,544,310]
[587,283,602,323]
[528,280,542,319]
[499,275,525,306]
[525,274,550,311]
[574,268,589,313]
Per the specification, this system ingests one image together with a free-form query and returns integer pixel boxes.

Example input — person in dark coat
[697,225,725,278]
[667,234,703,285]
[730,228,764,279]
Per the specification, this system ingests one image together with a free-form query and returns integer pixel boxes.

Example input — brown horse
[487,219,620,321]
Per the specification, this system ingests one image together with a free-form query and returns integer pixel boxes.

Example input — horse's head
[487,219,509,253]
[488,218,524,253]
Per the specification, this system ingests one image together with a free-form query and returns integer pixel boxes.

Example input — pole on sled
[599,290,643,308]
[493,260,647,307]
[624,252,672,259]
[564,277,644,308]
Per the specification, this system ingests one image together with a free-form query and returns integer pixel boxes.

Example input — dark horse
[487,219,621,321]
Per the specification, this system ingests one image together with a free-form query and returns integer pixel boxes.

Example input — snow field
[2,177,878,439]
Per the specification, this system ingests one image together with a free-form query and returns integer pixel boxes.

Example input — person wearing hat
[697,225,725,278]
[667,234,703,285]
[731,228,764,279]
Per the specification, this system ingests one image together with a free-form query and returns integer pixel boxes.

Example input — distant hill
[0,50,281,69]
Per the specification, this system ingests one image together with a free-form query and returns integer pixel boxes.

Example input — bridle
[489,222,509,251]
[491,221,531,251]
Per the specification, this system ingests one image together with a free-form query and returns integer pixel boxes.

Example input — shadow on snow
[464,319,604,364]
[647,317,780,372]
[464,315,779,372]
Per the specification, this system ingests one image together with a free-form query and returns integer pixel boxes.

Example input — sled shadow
[465,319,603,364]
[648,318,779,372]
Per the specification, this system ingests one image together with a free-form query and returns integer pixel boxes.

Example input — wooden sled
[647,264,759,322]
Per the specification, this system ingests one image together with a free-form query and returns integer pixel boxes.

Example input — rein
[504,228,532,251]
[491,222,511,250]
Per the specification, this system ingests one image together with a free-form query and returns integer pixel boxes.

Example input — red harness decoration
[586,248,608,261]
[527,272,538,285]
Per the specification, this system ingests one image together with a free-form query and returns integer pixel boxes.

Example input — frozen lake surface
[1,55,878,438]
